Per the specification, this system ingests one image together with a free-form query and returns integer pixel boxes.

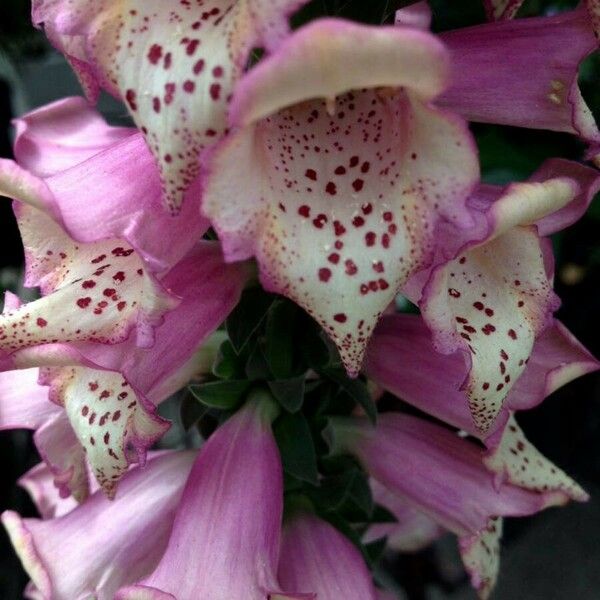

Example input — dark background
[1,1,599,598]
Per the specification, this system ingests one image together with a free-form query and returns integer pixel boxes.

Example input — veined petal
[33,412,89,502]
[0,368,59,430]
[326,414,572,537]
[203,20,478,375]
[34,0,309,212]
[13,96,133,177]
[439,8,600,146]
[364,479,443,552]
[459,517,503,600]
[2,451,195,600]
[483,414,589,503]
[117,396,286,599]
[278,510,376,600]
[40,365,169,498]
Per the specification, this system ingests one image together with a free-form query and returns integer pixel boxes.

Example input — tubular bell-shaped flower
[2,451,196,600]
[32,0,310,212]
[116,395,302,600]
[278,508,376,600]
[326,412,587,598]
[406,159,600,433]
[438,6,600,149]
[202,19,478,376]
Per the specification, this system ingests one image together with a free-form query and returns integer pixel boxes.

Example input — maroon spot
[496,383,504,391]
[378,278,390,290]
[100,390,111,399]
[326,182,337,196]
[508,329,517,340]
[485,308,494,317]
[152,97,161,113]
[125,89,137,111]
[464,325,476,334]
[210,83,221,100]
[382,233,390,248]
[345,260,358,275]
[77,297,92,309]
[333,313,347,323]
[334,166,346,175]
[298,205,310,218]
[36,318,47,327]
[81,406,89,416]
[459,257,466,265]
[369,280,379,291]
[383,211,393,222]
[333,221,346,236]
[514,280,521,286]
[113,271,126,282]
[164,154,173,163]
[163,52,172,69]
[360,284,369,295]
[365,232,376,247]
[319,268,332,282]
[103,288,116,297]
[305,169,317,181]
[104,432,111,445]
[117,301,127,311]
[112,247,134,257]
[147,44,162,64]
[334,240,344,250]
[361,203,373,215]
[164,82,176,105]
[193,59,205,74]
[482,324,496,335]
[456,317,468,324]
[473,301,484,310]
[517,300,524,307]
[352,179,364,192]
[328,253,340,264]
[313,214,328,229]
[183,80,195,93]
[349,156,359,168]
[213,66,224,77]
[373,261,384,273]
[388,224,398,235]
[361,162,371,174]
[482,382,490,390]
[89,382,98,391]
[186,39,200,55]
[91,254,107,264]
[500,349,509,361]
[448,289,461,298]
[352,216,365,228]
[112,410,121,422]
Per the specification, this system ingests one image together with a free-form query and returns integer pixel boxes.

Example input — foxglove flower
[405,159,600,432]
[2,451,196,600]
[117,395,303,600]
[33,0,310,212]
[0,240,249,498]
[278,509,376,600]
[326,413,588,598]
[202,19,478,376]
[438,5,600,150]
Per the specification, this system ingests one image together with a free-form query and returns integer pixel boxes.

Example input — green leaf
[274,413,319,485]
[189,380,251,410]
[265,300,297,378]
[268,375,306,413]
[311,467,373,519]
[212,339,244,379]
[226,287,274,353]
[245,341,272,381]
[320,367,377,424]
[179,393,209,430]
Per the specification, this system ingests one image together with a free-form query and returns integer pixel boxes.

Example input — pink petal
[203,20,478,376]
[326,413,573,537]
[278,511,376,600]
[418,172,591,433]
[364,479,444,552]
[117,397,285,599]
[33,412,90,503]
[34,0,309,212]
[13,96,133,177]
[18,462,81,519]
[439,8,600,146]
[0,369,59,430]
[2,451,195,600]
[365,314,600,439]
[394,1,432,29]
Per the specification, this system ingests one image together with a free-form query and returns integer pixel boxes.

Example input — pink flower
[32,0,311,212]
[202,19,479,376]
